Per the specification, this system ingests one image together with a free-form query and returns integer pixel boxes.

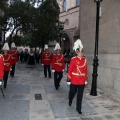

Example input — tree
[38,0,60,44]
[0,0,7,12]
[4,1,35,47]
[3,0,60,48]
[0,0,8,25]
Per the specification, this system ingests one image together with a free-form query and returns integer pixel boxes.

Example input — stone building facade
[57,0,80,53]
[80,0,120,98]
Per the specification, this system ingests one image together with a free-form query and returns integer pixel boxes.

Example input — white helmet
[54,43,61,51]
[11,42,16,48]
[73,39,83,52]
[3,43,10,50]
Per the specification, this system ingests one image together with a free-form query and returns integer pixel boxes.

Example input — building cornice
[60,6,79,15]
[60,8,79,18]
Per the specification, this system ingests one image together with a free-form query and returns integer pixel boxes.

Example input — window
[63,0,66,11]
[76,0,80,6]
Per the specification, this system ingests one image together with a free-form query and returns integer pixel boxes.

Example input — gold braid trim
[44,52,51,58]
[54,63,62,66]
[4,55,11,62]
[0,54,3,57]
[11,51,17,56]
[0,54,4,61]
[4,63,10,66]
[77,58,87,75]
[77,58,87,69]
[56,54,63,63]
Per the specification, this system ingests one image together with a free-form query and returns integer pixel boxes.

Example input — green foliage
[0,0,7,11]
[38,0,60,42]
[2,0,60,47]
[6,35,24,46]
[0,0,8,25]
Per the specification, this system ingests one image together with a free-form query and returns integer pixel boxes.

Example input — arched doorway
[61,33,70,54]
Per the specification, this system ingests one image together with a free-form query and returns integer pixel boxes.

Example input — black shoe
[4,86,6,89]
[49,76,51,78]
[10,75,13,77]
[76,109,82,114]
[69,102,72,106]
[55,87,58,90]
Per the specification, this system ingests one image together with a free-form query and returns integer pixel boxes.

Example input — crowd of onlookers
[18,49,74,67]
[18,49,41,64]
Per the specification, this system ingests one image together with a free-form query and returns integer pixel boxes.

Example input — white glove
[66,79,71,85]
[85,81,88,85]
[0,79,3,86]
[0,81,2,86]
[62,69,64,72]
[52,69,55,72]
[67,81,71,85]
[10,67,12,71]
[42,64,44,66]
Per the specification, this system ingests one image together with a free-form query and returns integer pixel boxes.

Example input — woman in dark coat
[27,49,35,65]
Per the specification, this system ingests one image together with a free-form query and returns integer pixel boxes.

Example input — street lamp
[90,0,102,96]
[59,22,64,47]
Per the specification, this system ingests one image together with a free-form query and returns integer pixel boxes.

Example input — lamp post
[59,22,64,47]
[90,0,102,96]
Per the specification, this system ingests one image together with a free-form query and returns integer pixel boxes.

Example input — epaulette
[71,56,76,59]
[0,54,3,58]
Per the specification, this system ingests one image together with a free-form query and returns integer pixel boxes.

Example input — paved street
[0,63,120,120]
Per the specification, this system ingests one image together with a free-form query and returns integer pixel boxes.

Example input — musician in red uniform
[9,42,18,77]
[2,43,12,88]
[42,44,52,78]
[52,43,65,90]
[67,39,88,114]
[0,54,4,82]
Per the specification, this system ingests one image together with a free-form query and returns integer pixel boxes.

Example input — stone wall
[87,54,120,99]
[59,7,79,29]
[80,0,120,54]
[80,0,120,98]
[57,0,78,12]
[59,7,79,51]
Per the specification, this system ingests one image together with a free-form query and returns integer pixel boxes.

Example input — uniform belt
[44,59,50,60]
[12,57,16,59]
[54,63,62,66]
[4,63,10,66]
[72,72,85,76]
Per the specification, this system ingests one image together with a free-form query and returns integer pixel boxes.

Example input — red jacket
[9,50,18,64]
[42,51,52,65]
[3,53,12,71]
[67,56,88,85]
[52,53,65,72]
[0,54,4,78]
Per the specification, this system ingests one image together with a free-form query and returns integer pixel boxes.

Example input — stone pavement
[0,63,120,120]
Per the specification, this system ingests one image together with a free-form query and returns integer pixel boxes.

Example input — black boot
[76,108,82,114]
[68,102,72,106]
